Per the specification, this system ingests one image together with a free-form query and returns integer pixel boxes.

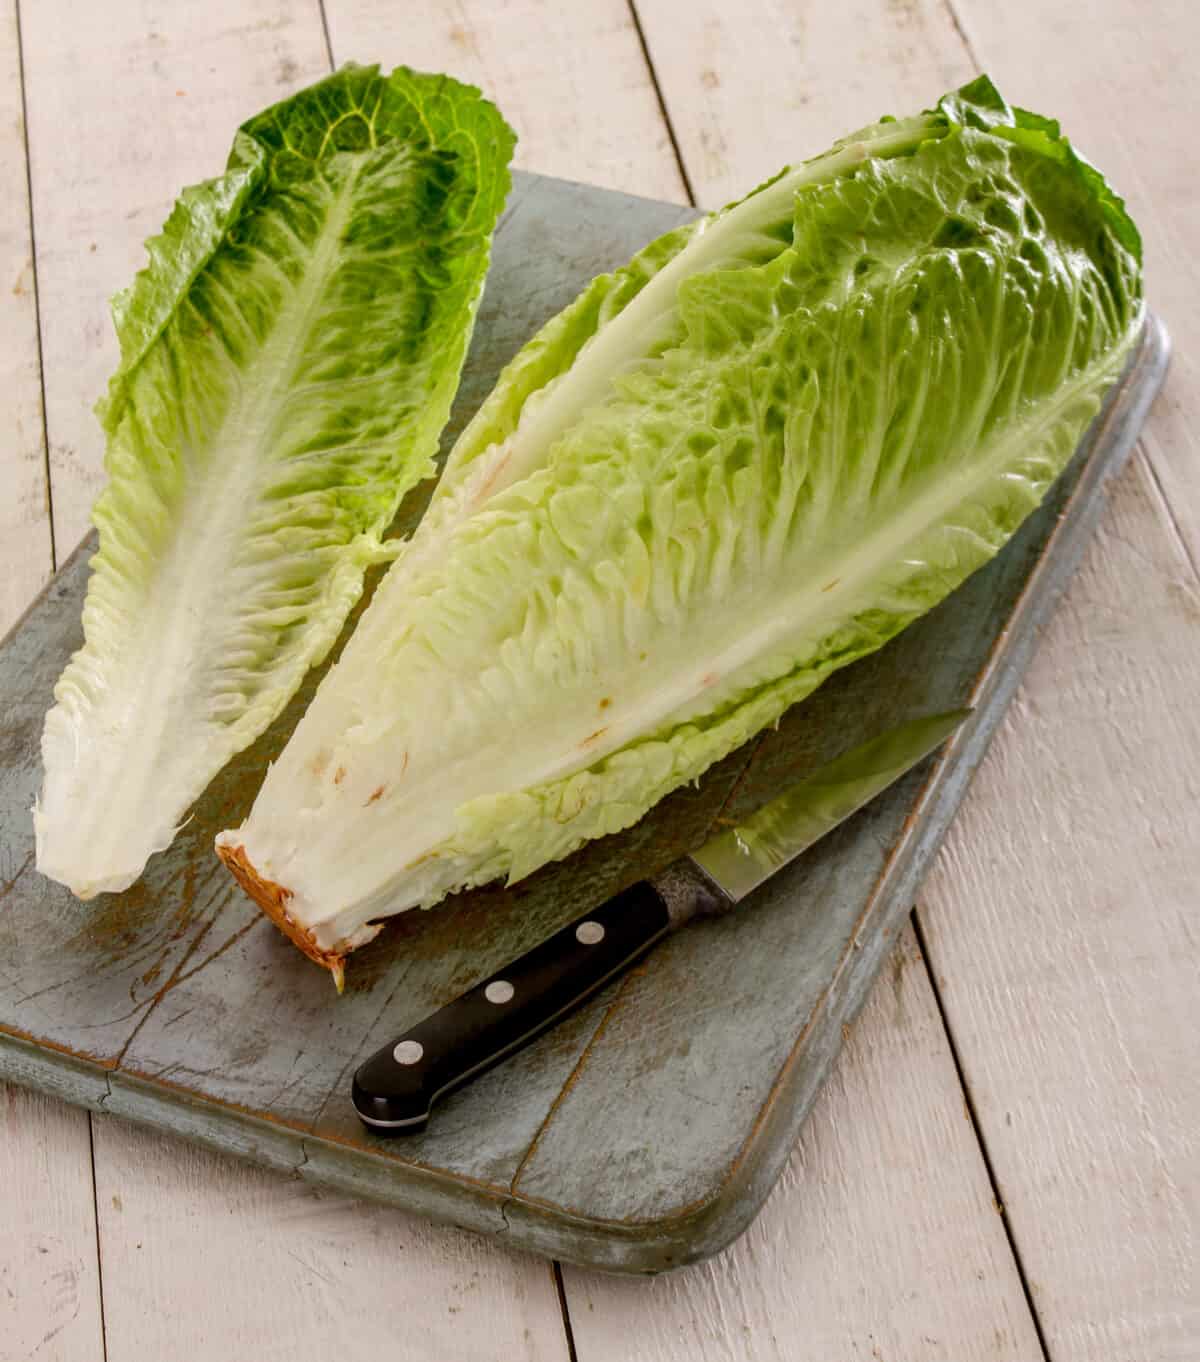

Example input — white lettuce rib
[37,173,366,897]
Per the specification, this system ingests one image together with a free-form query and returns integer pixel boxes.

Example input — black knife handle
[351,881,672,1133]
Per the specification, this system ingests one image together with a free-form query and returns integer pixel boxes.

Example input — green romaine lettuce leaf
[217,77,1142,980]
[35,64,515,897]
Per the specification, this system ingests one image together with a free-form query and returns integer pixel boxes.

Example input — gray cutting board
[0,170,1169,1274]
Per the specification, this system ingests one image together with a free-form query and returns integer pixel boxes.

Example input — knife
[351,708,969,1133]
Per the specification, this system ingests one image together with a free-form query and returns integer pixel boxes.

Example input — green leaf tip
[937,74,1141,264]
[102,62,516,431]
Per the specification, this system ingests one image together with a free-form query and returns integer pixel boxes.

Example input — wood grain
[324,0,687,200]
[1,1085,104,1362]
[0,8,101,1359]
[0,0,51,621]
[951,0,1200,568]
[917,451,1200,1360]
[563,925,1042,1361]
[630,0,974,208]
[89,1116,568,1362]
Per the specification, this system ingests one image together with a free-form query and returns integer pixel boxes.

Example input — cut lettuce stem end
[217,840,359,993]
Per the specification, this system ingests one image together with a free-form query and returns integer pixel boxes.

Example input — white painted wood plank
[90,1117,566,1362]
[0,0,52,623]
[1,7,102,1359]
[564,924,1042,1361]
[917,452,1200,1360]
[950,0,1200,569]
[630,0,975,208]
[323,0,686,200]
[1,1086,104,1362]
[18,0,332,554]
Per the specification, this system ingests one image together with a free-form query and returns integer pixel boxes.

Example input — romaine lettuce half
[218,77,1143,985]
[35,65,515,898]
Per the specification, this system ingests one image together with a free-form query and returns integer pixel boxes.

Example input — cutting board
[0,170,1169,1274]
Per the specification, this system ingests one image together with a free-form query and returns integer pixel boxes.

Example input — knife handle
[351,882,672,1133]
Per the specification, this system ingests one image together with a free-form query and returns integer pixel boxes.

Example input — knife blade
[352,708,970,1133]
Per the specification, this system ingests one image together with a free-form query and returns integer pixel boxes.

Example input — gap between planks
[625,0,697,207]
[911,908,1051,1362]
[85,1112,112,1362]
[11,0,54,571]
[2,0,101,1357]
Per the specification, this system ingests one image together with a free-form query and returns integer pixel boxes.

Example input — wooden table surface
[2,1,1196,1358]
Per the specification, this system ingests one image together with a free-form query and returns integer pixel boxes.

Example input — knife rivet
[575,921,605,945]
[392,1040,424,1066]
[485,980,515,1004]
